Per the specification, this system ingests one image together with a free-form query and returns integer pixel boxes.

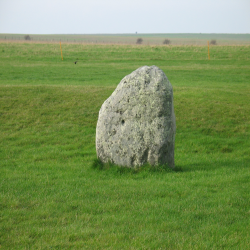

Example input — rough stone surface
[96,65,176,168]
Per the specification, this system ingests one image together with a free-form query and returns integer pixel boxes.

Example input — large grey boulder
[96,65,176,168]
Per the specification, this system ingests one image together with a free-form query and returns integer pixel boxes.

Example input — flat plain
[0,41,250,249]
[1,33,250,45]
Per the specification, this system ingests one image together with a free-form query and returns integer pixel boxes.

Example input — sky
[0,0,249,34]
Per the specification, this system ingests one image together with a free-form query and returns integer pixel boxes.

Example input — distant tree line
[136,38,172,45]
[2,34,218,46]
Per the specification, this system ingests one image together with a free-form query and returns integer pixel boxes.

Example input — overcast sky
[0,0,249,34]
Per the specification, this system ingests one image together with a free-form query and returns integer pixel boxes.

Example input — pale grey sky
[0,0,249,34]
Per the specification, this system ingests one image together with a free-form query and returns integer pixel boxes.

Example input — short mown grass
[0,42,250,249]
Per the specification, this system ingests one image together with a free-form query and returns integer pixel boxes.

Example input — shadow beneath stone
[91,158,183,174]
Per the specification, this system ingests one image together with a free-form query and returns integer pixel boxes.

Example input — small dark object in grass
[136,38,143,44]
[210,39,217,45]
[24,35,31,41]
[74,61,77,64]
[163,39,171,45]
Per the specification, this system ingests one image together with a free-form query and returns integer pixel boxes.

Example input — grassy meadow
[0,41,250,249]
[1,33,250,45]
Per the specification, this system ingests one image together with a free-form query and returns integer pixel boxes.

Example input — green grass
[0,42,250,249]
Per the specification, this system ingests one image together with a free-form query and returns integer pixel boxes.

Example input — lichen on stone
[96,65,176,168]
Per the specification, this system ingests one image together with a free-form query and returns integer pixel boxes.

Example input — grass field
[1,33,250,45]
[0,41,250,249]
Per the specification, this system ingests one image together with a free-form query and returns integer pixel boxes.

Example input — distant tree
[136,38,143,44]
[24,35,31,41]
[163,39,171,45]
[210,39,217,45]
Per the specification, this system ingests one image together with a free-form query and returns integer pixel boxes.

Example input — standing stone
[96,66,176,168]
